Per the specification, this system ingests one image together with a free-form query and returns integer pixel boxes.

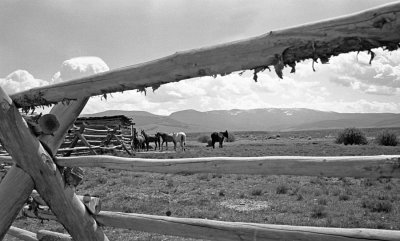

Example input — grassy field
[6,128,400,240]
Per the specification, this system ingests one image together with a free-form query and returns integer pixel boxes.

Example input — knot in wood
[0,101,10,111]
[41,153,56,173]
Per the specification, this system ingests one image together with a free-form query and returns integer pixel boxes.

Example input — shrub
[362,199,392,213]
[296,193,304,201]
[276,184,288,194]
[226,133,236,142]
[317,198,328,205]
[96,176,108,185]
[251,188,263,196]
[339,194,350,201]
[376,130,398,146]
[197,135,210,143]
[335,127,367,145]
[311,205,327,218]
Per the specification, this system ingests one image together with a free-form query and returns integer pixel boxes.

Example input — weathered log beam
[57,155,400,178]
[95,211,400,241]
[76,132,98,155]
[21,209,400,241]
[22,206,56,221]
[0,87,108,241]
[10,1,400,108]
[0,166,34,239]
[7,226,37,241]
[31,191,101,215]
[63,125,86,157]
[37,230,72,241]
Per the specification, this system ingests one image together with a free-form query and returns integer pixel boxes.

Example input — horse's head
[224,130,229,138]
[141,129,146,136]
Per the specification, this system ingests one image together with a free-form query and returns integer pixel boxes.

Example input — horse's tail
[181,134,186,145]
[181,134,186,151]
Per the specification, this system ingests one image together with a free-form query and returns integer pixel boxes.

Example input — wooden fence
[58,125,134,156]
[2,1,400,240]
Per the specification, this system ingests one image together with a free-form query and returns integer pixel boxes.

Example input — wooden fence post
[0,166,34,239]
[0,87,108,241]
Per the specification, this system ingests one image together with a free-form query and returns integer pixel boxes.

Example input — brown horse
[131,131,145,151]
[156,132,174,151]
[211,130,229,148]
[141,130,160,151]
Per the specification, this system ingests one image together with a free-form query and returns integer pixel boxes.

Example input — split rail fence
[2,1,400,241]
[0,124,134,157]
[58,125,134,156]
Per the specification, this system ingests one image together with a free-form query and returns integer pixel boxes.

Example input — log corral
[2,2,400,241]
[58,115,134,156]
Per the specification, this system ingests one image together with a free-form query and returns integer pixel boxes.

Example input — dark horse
[156,132,174,151]
[211,130,229,148]
[141,130,160,151]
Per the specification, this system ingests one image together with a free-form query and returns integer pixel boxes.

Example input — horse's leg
[212,140,215,149]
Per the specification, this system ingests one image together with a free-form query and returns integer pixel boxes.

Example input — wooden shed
[75,115,134,129]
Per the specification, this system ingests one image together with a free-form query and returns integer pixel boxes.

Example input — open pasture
[9,129,400,240]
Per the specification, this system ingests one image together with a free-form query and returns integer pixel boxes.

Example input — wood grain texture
[0,88,108,241]
[10,2,400,108]
[37,230,72,241]
[57,155,400,178]
[95,211,400,241]
[0,166,34,239]
[30,191,102,215]
[20,209,400,241]
[40,98,89,153]
[7,226,37,241]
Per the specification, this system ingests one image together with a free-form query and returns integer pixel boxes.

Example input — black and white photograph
[0,0,400,240]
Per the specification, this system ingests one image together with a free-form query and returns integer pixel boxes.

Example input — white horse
[172,132,186,151]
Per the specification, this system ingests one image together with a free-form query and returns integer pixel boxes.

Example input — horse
[141,130,160,151]
[156,132,174,151]
[131,131,145,152]
[172,132,186,151]
[211,130,229,148]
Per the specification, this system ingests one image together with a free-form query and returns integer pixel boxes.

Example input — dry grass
[8,128,400,241]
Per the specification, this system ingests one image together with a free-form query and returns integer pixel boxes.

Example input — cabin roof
[76,115,134,126]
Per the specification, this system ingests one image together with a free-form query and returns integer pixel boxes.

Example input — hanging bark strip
[10,2,400,109]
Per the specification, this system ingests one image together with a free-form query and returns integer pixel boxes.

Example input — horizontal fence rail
[3,2,400,240]
[7,226,37,241]
[95,211,400,241]
[14,209,400,241]
[9,2,400,108]
[50,155,400,178]
[2,155,400,178]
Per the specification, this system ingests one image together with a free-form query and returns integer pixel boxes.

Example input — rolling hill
[81,108,400,133]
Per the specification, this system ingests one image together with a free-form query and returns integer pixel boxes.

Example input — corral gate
[1,2,400,241]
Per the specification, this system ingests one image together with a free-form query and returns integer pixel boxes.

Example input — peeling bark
[9,2,400,108]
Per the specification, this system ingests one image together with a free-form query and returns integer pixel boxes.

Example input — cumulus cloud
[0,70,48,95]
[51,56,114,113]
[51,56,109,83]
[328,49,400,96]
[37,53,400,115]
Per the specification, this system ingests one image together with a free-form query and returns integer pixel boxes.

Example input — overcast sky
[1,0,400,115]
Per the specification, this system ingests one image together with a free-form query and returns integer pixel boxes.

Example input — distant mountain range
[81,108,400,133]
